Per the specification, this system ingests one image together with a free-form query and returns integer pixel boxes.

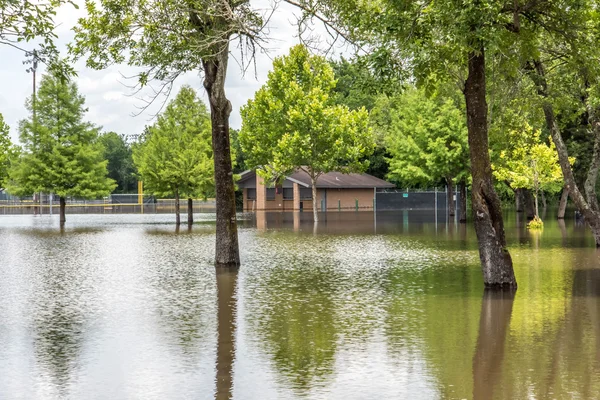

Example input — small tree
[133,86,213,225]
[493,125,568,223]
[381,88,470,219]
[0,114,17,191]
[7,70,115,226]
[99,132,138,194]
[239,45,374,222]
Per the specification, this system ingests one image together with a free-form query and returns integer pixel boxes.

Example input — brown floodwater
[0,211,598,399]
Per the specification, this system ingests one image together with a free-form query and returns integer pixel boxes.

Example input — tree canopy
[7,70,115,225]
[239,44,374,222]
[0,114,16,191]
[99,132,138,193]
[132,86,213,224]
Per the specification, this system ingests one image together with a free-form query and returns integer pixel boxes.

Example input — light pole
[24,49,44,215]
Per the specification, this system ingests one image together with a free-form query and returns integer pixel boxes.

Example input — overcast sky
[0,0,342,143]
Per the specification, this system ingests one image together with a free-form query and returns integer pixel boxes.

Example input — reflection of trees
[472,290,515,400]
[32,258,87,396]
[215,267,238,400]
[250,265,338,391]
[383,262,482,399]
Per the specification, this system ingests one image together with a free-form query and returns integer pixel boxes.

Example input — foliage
[132,86,213,199]
[329,57,396,180]
[98,132,138,193]
[230,128,247,174]
[7,71,115,199]
[527,216,544,230]
[240,45,374,181]
[70,0,263,91]
[493,125,568,195]
[381,88,469,187]
[0,0,73,49]
[0,114,17,190]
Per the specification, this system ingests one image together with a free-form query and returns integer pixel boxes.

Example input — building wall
[323,188,375,211]
[242,176,377,212]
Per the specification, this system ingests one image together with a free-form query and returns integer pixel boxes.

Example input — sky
[0,0,342,143]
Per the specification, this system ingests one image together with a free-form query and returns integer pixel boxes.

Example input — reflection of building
[238,169,394,212]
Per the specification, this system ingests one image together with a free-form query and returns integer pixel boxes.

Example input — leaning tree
[71,0,272,266]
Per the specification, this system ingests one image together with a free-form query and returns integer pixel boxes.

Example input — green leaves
[7,70,116,198]
[70,0,264,89]
[239,44,375,183]
[0,114,17,190]
[381,87,469,187]
[492,124,568,194]
[133,86,214,199]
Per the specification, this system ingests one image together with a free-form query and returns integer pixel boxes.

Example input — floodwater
[0,211,598,400]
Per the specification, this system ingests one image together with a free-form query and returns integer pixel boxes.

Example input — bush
[527,216,544,230]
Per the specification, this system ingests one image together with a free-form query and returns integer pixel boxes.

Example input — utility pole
[24,49,43,215]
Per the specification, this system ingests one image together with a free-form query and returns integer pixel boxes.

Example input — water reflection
[215,267,238,400]
[1,212,600,399]
[472,290,515,400]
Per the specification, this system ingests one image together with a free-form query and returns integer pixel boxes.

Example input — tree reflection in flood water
[0,212,598,399]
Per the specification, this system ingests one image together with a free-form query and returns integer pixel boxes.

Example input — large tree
[99,132,137,194]
[380,88,470,220]
[7,70,115,226]
[239,45,374,222]
[71,0,268,266]
[133,86,214,226]
[283,0,582,289]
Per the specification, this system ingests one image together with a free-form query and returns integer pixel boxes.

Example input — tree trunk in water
[472,289,515,400]
[311,176,319,223]
[215,266,238,400]
[464,48,516,289]
[175,188,181,226]
[188,198,193,225]
[202,44,240,267]
[447,176,455,217]
[59,196,66,227]
[459,179,467,223]
[530,60,600,246]
[523,189,535,220]
[540,191,546,213]
[558,187,569,219]
[534,190,539,218]
[515,188,523,212]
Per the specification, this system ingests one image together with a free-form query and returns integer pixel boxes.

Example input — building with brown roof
[237,169,395,211]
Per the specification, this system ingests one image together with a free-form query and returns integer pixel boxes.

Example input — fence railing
[0,194,216,215]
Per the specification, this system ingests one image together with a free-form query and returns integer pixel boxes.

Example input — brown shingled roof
[287,169,395,189]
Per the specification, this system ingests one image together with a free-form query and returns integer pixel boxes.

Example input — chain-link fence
[0,192,216,215]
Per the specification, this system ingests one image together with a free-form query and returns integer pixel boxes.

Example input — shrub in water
[528,216,544,230]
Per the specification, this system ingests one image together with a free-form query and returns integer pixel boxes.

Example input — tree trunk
[472,289,515,400]
[175,188,181,226]
[459,179,467,223]
[464,47,516,289]
[310,175,319,223]
[558,187,569,219]
[202,43,240,267]
[523,189,535,220]
[530,60,600,245]
[584,103,600,212]
[59,196,66,227]
[534,190,539,218]
[215,266,238,400]
[515,188,523,212]
[447,176,455,217]
[188,198,193,225]
[541,190,546,213]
